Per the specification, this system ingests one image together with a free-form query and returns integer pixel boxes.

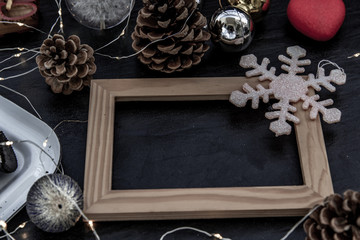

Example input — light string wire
[279,204,322,240]
[48,16,60,38]
[159,227,231,240]
[0,221,15,240]
[95,8,196,61]
[54,0,64,34]
[0,21,47,35]
[348,52,360,58]
[0,221,28,240]
[0,66,38,81]
[0,47,40,53]
[0,48,40,65]
[94,0,135,52]
[0,53,39,73]
[0,84,42,119]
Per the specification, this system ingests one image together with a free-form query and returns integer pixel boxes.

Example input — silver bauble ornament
[209,6,254,52]
[26,174,83,233]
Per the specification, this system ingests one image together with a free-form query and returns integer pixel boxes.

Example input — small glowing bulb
[88,220,94,228]
[348,53,360,58]
[43,139,48,147]
[19,222,27,228]
[58,9,62,16]
[17,47,24,51]
[17,22,24,26]
[0,220,7,229]
[213,233,223,240]
[60,22,64,29]
[0,77,4,81]
[5,141,13,146]
[14,53,21,57]
[120,29,126,37]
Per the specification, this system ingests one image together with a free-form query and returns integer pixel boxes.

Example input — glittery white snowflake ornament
[230,45,346,136]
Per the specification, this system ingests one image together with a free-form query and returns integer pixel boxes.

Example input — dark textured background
[1,0,360,239]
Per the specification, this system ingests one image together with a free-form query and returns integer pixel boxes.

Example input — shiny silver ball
[209,7,254,52]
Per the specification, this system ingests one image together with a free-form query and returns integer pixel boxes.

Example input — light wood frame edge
[84,77,333,221]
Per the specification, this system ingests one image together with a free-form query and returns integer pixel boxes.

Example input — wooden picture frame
[84,77,333,221]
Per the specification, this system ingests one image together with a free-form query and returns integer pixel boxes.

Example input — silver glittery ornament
[26,174,83,233]
[209,6,254,52]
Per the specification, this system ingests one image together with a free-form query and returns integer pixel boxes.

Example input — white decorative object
[0,96,60,221]
[230,45,346,136]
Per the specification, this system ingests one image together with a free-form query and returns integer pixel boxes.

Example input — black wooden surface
[1,0,360,239]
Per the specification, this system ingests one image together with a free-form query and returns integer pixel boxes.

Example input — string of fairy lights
[0,0,339,240]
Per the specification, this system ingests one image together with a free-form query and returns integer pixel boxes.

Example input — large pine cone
[304,190,360,240]
[36,34,96,95]
[131,0,211,73]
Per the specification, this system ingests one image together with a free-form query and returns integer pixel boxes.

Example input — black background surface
[1,0,360,239]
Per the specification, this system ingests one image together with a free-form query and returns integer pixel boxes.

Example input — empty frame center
[112,100,303,190]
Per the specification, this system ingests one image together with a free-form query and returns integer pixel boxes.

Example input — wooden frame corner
[84,77,333,221]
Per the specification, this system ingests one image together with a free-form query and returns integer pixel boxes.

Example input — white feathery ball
[65,0,133,30]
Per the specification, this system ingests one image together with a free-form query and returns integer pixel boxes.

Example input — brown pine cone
[304,190,360,240]
[36,34,96,95]
[131,0,211,73]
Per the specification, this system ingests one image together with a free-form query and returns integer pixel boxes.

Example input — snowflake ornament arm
[265,99,300,136]
[229,54,276,109]
[239,54,277,81]
[301,94,341,123]
[278,46,311,75]
[306,66,346,92]
[230,83,273,109]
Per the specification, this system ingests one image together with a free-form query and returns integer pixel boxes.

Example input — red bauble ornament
[287,0,345,41]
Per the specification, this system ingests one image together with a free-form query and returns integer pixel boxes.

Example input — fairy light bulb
[43,138,48,147]
[88,220,94,228]
[213,233,223,239]
[19,222,27,228]
[17,22,24,26]
[0,77,4,81]
[14,53,21,57]
[0,141,14,146]
[0,220,7,229]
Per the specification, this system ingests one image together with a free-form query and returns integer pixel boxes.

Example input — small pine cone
[304,190,360,240]
[131,0,211,73]
[36,34,97,95]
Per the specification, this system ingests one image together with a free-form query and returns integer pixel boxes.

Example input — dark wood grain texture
[1,0,359,239]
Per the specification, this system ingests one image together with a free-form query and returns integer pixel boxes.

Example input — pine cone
[36,34,96,95]
[304,190,360,240]
[131,0,211,73]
